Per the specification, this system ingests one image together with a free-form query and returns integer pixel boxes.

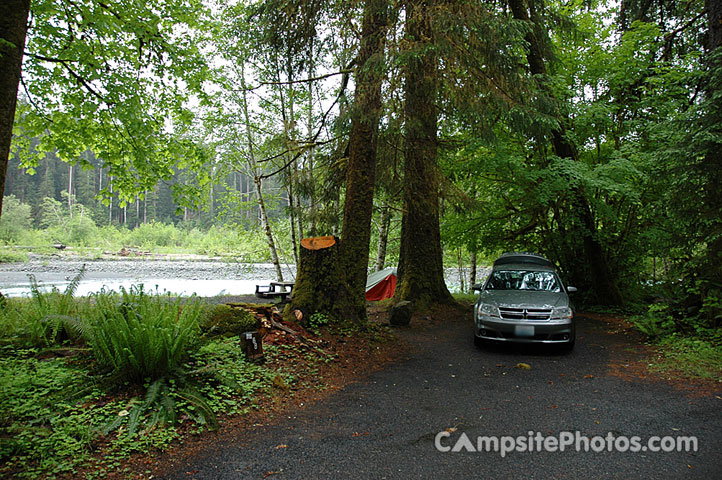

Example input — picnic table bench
[255,281,295,302]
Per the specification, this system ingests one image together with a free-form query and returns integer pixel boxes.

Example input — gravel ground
[0,258,296,283]
[158,313,722,480]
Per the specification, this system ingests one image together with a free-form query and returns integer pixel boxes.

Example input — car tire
[474,335,484,349]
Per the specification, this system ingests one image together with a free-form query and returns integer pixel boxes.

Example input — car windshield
[485,270,561,292]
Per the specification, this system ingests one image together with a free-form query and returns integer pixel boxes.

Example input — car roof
[493,252,555,268]
[492,263,556,272]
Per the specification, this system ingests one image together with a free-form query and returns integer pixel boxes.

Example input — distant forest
[4,146,282,230]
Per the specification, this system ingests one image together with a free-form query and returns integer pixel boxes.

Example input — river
[0,257,486,297]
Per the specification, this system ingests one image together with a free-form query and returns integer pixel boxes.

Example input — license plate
[515,325,535,337]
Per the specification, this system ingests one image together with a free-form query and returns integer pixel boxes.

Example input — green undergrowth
[0,277,281,479]
[452,292,478,305]
[624,305,722,383]
[646,335,722,383]
[0,269,395,478]
[0,215,294,263]
[0,248,29,263]
[0,338,277,479]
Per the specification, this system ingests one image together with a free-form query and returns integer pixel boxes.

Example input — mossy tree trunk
[0,0,30,221]
[395,0,454,308]
[333,0,389,323]
[702,0,722,323]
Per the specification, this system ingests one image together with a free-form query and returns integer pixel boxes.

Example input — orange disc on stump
[300,236,337,251]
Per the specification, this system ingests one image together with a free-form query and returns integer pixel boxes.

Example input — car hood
[479,290,569,309]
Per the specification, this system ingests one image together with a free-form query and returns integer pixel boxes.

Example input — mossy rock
[202,304,259,337]
[389,301,413,326]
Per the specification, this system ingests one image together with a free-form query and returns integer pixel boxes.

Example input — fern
[82,286,203,383]
[4,267,88,348]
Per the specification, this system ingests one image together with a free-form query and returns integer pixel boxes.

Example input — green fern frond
[100,415,125,436]
[126,403,143,437]
[27,274,45,310]
[175,388,219,431]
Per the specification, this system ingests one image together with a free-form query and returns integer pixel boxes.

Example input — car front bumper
[475,316,575,344]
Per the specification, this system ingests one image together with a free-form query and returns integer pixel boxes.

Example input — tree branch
[259,72,350,180]
[663,9,707,41]
[258,135,344,164]
[26,52,109,103]
[244,69,353,92]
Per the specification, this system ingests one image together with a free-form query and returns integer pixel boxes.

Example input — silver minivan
[473,253,576,350]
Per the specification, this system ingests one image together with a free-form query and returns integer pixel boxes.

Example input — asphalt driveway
[161,313,722,479]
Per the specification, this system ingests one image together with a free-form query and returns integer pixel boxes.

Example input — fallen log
[226,302,308,344]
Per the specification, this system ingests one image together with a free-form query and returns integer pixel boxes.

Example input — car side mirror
[567,286,577,293]
[472,283,484,292]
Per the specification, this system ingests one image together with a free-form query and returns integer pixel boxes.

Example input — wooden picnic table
[255,281,295,302]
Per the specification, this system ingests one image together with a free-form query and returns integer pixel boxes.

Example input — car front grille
[498,307,552,321]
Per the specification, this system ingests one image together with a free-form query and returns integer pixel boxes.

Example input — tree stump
[284,236,341,325]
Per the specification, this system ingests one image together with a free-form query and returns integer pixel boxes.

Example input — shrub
[0,249,29,263]
[126,221,183,248]
[0,195,32,244]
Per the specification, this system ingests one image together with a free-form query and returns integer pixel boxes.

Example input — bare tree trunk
[284,59,305,242]
[109,177,114,225]
[306,41,317,236]
[254,176,285,282]
[375,200,391,271]
[288,183,299,266]
[241,62,284,283]
[457,249,465,294]
[68,165,73,216]
[98,167,103,207]
[0,0,30,221]
[209,175,215,219]
[276,56,300,267]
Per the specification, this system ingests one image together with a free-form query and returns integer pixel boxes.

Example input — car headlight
[478,303,499,318]
[551,306,573,320]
